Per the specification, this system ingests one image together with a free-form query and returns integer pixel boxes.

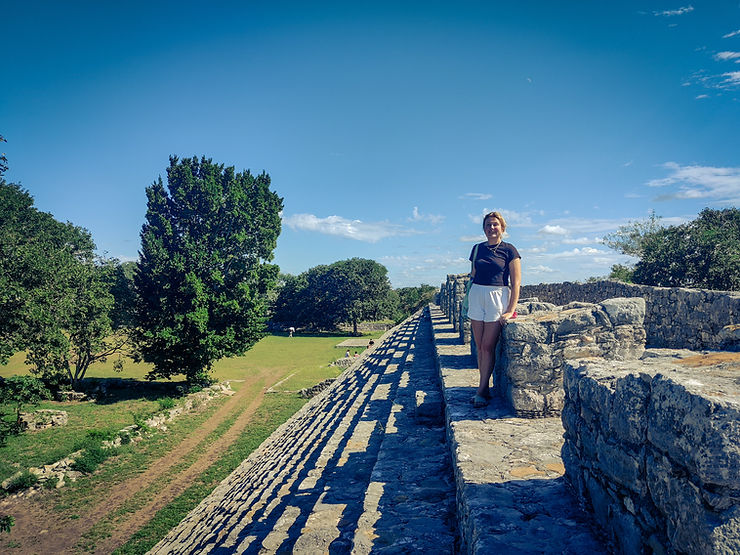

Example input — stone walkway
[152,306,610,554]
[428,305,608,554]
[151,312,457,554]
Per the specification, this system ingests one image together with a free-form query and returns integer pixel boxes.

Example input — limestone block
[647,375,740,487]
[595,435,644,494]
[645,452,735,555]
[609,373,650,446]
[555,308,598,337]
[601,297,646,327]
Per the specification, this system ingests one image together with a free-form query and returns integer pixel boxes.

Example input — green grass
[0,332,383,483]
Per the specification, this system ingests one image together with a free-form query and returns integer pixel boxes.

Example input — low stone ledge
[495,297,646,417]
[562,351,740,554]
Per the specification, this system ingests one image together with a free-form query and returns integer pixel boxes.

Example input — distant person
[368,339,375,349]
[345,349,351,358]
[288,326,295,337]
[467,211,521,408]
[354,351,359,358]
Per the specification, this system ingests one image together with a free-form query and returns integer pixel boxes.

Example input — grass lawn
[0,330,385,484]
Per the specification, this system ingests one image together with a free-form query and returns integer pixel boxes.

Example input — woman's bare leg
[471,319,502,398]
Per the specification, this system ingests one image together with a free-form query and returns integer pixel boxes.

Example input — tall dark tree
[133,156,283,383]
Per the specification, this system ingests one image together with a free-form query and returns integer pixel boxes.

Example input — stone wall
[521,280,740,351]
[497,298,646,417]
[561,353,740,554]
[439,277,740,351]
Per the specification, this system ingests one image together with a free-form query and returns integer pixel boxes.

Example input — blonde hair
[482,211,507,232]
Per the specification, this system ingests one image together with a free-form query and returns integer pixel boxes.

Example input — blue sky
[3,1,739,288]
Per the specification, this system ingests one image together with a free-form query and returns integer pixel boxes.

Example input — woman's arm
[501,257,521,320]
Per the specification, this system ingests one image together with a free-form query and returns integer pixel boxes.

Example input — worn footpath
[150,312,457,554]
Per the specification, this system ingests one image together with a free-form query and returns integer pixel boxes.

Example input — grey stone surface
[494,298,646,417]
[150,311,456,554]
[562,351,740,554]
[429,305,608,554]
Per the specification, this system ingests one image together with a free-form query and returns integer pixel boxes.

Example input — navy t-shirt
[469,241,521,286]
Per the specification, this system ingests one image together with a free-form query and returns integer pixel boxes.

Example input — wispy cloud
[562,236,599,245]
[721,71,740,87]
[714,51,740,61]
[696,94,709,99]
[468,208,537,227]
[283,213,414,242]
[647,162,740,204]
[723,29,740,39]
[653,5,694,16]
[409,206,445,224]
[460,192,492,200]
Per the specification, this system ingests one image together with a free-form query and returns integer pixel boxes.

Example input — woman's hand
[499,311,516,322]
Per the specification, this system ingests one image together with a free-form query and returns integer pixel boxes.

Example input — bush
[71,445,114,474]
[158,397,175,411]
[4,470,39,492]
[0,514,14,534]
[132,410,152,432]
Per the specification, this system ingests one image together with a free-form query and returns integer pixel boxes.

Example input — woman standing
[467,211,522,407]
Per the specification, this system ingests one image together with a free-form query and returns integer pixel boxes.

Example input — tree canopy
[0,180,124,387]
[605,208,740,291]
[133,156,283,383]
[273,258,398,333]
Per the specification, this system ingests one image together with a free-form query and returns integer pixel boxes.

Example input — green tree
[603,210,663,258]
[273,258,397,334]
[605,208,740,290]
[396,284,438,319]
[0,179,128,387]
[0,375,51,431]
[133,156,283,383]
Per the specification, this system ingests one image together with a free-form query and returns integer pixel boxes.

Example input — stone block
[600,297,646,327]
[609,373,650,446]
[415,390,443,426]
[595,436,643,493]
[647,375,740,487]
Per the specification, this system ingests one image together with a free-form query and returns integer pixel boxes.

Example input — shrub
[0,515,14,534]
[71,445,114,474]
[4,470,38,492]
[158,397,175,411]
[132,410,152,432]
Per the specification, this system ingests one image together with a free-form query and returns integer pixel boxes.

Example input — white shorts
[467,284,510,322]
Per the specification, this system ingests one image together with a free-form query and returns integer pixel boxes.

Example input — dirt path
[1,371,281,554]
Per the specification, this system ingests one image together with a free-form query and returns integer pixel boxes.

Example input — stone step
[150,312,456,554]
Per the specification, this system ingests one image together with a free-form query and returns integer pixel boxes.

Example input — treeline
[270,260,437,333]
[604,208,740,291]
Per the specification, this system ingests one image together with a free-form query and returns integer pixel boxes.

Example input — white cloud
[539,224,568,236]
[409,206,445,224]
[547,247,611,260]
[460,192,492,200]
[562,236,598,245]
[714,51,740,61]
[528,265,555,273]
[653,6,694,16]
[283,213,414,242]
[695,94,709,99]
[460,234,485,243]
[647,162,740,204]
[723,29,740,39]
[721,71,740,87]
